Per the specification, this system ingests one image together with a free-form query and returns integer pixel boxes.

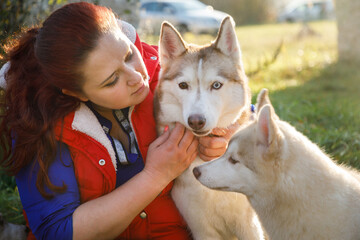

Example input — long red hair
[0,2,117,198]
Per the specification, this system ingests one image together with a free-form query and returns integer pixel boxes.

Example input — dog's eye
[228,157,239,164]
[178,82,189,90]
[211,81,223,90]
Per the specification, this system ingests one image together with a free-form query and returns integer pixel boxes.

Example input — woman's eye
[228,157,239,164]
[125,51,133,62]
[105,76,119,87]
[211,81,223,90]
[178,82,189,90]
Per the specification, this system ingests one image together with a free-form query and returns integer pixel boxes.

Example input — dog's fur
[195,88,360,240]
[154,17,264,240]
[0,213,27,240]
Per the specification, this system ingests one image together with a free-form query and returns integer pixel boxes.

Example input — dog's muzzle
[188,114,206,131]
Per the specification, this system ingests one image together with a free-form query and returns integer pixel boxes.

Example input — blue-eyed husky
[154,17,264,240]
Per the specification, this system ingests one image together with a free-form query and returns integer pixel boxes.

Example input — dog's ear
[256,104,283,161]
[159,21,187,62]
[214,16,242,65]
[255,89,279,120]
[256,88,270,113]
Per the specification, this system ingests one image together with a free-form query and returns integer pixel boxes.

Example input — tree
[0,0,64,66]
[0,0,33,65]
[65,0,140,28]
[334,0,360,63]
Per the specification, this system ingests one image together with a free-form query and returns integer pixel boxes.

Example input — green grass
[268,63,360,167]
[0,171,24,224]
[0,185,24,224]
[1,20,359,224]
[233,21,360,168]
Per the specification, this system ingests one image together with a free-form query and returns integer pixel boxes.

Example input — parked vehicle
[277,0,335,23]
[138,0,228,35]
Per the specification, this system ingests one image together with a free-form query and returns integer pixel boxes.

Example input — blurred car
[138,0,229,35]
[277,0,335,23]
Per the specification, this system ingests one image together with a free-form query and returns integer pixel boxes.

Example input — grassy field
[1,20,360,225]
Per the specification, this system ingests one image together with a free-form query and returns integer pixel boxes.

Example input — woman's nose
[126,70,143,86]
[126,61,147,86]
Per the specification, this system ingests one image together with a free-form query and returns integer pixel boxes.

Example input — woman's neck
[89,102,130,152]
[90,102,114,119]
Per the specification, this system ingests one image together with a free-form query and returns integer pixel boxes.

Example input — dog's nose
[193,167,201,179]
[188,114,206,130]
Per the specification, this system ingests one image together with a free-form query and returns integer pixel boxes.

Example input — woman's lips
[132,82,145,95]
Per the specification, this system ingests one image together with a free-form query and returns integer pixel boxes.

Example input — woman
[0,2,236,239]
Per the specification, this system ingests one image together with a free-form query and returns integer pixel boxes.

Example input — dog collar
[251,104,255,113]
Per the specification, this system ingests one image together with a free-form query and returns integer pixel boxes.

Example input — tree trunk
[334,0,360,63]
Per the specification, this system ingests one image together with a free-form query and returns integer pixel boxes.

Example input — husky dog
[154,16,264,240]
[194,88,360,240]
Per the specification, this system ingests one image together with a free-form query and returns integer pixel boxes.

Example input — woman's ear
[62,89,89,102]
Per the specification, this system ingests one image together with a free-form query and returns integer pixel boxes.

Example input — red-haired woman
[0,2,234,239]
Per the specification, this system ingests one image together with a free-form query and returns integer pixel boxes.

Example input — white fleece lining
[72,103,117,171]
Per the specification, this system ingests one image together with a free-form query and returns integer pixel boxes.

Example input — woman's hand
[198,122,241,162]
[73,123,198,240]
[144,123,198,185]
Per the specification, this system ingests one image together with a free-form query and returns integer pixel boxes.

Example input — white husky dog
[194,88,360,240]
[154,16,264,240]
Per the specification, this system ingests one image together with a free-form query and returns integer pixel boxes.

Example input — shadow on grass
[256,61,360,168]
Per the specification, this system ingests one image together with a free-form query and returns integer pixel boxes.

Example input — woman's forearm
[72,169,169,240]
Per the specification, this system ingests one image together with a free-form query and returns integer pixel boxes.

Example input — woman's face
[76,28,149,111]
